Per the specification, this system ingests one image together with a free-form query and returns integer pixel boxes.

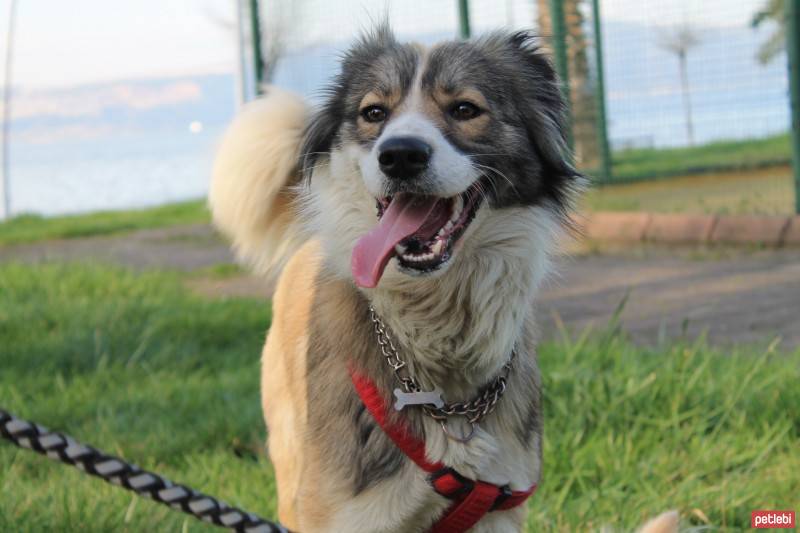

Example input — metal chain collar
[368,305,514,431]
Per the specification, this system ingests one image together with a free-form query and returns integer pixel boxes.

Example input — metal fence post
[1,0,18,221]
[458,0,471,39]
[788,0,800,214]
[548,0,573,150]
[590,0,611,183]
[234,0,248,108]
[249,0,265,95]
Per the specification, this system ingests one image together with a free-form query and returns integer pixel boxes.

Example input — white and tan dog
[211,27,677,533]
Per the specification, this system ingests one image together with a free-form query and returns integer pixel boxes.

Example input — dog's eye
[450,102,481,121]
[361,105,388,123]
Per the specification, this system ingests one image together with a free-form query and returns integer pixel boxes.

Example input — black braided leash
[0,408,288,532]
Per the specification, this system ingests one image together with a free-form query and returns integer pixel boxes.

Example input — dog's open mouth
[351,184,483,288]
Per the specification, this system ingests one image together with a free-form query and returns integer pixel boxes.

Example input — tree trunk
[678,52,695,146]
[537,0,600,168]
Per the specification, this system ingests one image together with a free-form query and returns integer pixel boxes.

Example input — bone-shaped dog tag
[393,388,445,411]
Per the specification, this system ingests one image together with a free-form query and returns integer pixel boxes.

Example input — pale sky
[2,0,767,90]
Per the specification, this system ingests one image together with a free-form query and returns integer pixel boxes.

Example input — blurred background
[0,0,796,218]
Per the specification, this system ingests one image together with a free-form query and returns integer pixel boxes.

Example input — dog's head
[300,26,581,289]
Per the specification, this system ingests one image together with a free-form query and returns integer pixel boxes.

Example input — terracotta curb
[583,212,799,247]
[781,215,800,245]
[584,212,652,242]
[645,214,717,244]
[710,215,791,246]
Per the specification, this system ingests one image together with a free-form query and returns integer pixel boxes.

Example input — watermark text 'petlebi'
[751,510,795,529]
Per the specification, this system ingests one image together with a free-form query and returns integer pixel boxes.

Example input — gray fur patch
[422,31,581,214]
[300,25,420,177]
[304,273,408,496]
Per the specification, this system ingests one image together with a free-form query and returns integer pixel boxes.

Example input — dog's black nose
[377,137,432,180]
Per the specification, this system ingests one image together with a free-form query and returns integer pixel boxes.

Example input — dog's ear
[506,31,584,212]
[299,24,397,181]
[299,101,341,181]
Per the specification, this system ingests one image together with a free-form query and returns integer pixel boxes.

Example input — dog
[210,26,677,533]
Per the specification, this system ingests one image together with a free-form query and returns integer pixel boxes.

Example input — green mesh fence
[593,0,791,183]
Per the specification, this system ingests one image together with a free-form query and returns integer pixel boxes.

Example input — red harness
[350,369,536,533]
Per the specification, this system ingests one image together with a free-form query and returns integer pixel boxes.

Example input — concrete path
[0,225,231,271]
[541,250,800,350]
[2,225,798,350]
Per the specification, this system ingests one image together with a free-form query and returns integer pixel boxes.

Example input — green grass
[0,263,272,531]
[1,263,798,531]
[608,133,791,183]
[0,200,210,247]
[584,166,796,215]
[533,329,799,530]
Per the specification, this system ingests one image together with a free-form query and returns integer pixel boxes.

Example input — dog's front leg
[469,507,528,533]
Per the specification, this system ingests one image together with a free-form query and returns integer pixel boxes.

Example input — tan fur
[357,90,404,140]
[260,240,320,529]
[262,241,444,532]
[424,87,491,139]
[209,86,307,280]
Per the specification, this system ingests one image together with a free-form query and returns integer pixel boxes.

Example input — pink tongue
[351,194,439,288]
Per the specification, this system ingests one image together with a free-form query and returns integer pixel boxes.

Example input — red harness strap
[350,368,537,533]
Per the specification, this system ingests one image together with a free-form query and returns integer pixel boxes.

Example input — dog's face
[301,27,580,288]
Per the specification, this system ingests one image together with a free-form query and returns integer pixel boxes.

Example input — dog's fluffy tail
[209,86,308,279]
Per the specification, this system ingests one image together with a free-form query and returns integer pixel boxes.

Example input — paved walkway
[2,225,798,350]
[0,225,231,271]
[541,250,800,349]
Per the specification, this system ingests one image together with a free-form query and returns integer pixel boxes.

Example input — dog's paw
[638,510,680,533]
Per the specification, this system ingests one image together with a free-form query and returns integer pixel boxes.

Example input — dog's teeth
[437,221,453,238]
[450,196,464,222]
[403,251,434,262]
[400,241,446,264]
[395,243,407,254]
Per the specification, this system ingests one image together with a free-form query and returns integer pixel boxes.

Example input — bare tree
[256,0,305,84]
[203,0,304,85]
[657,24,701,146]
[752,0,786,65]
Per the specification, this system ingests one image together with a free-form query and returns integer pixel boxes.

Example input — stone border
[583,212,800,247]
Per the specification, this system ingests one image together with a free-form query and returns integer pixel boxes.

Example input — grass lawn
[608,134,791,183]
[585,166,796,215]
[1,263,798,531]
[0,200,209,247]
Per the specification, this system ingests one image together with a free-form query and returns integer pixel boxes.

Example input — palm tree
[752,0,786,65]
[657,24,701,146]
